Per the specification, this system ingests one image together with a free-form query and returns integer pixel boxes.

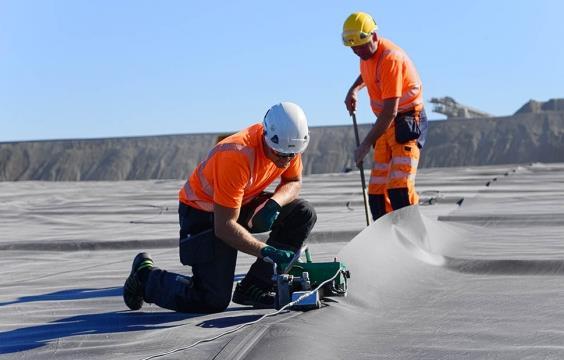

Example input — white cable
[140,268,344,360]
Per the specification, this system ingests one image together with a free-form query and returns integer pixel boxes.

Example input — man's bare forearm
[349,74,365,93]
[362,98,398,146]
[271,179,301,206]
[215,218,264,257]
[362,113,394,146]
[213,204,266,258]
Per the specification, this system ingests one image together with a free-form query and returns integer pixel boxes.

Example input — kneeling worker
[123,102,316,312]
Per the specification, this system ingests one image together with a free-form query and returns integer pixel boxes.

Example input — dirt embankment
[1,112,563,181]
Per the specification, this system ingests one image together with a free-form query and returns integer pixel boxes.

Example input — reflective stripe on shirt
[182,143,256,210]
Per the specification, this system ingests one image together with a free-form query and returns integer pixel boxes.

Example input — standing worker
[342,11,428,221]
[123,102,316,312]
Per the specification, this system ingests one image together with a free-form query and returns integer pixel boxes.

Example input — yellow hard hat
[342,12,378,47]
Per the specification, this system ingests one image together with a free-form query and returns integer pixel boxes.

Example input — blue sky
[1,0,562,142]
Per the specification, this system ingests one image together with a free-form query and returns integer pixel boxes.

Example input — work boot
[123,252,153,310]
[232,282,275,309]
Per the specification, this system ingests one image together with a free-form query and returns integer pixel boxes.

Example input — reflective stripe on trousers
[368,123,420,207]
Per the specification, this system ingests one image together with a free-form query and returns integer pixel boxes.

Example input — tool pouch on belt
[394,110,421,144]
[179,229,215,266]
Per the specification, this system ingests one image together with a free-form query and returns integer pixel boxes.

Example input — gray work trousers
[143,195,317,313]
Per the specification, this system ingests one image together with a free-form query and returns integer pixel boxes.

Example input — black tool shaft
[351,113,371,227]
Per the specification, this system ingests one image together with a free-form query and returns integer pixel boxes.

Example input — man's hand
[260,245,294,266]
[354,141,371,167]
[248,199,282,233]
[345,75,365,115]
[344,89,358,115]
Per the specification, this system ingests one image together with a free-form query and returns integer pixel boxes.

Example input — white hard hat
[263,102,310,155]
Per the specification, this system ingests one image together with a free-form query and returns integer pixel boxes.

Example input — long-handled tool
[351,112,371,227]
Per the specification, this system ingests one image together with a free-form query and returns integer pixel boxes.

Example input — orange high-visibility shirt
[360,37,423,116]
[179,123,302,211]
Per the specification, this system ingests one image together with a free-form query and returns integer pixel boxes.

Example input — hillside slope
[1,112,563,181]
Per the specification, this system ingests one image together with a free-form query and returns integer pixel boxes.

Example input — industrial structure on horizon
[430,97,564,119]
[429,97,492,119]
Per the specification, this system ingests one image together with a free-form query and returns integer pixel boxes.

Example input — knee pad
[388,187,411,210]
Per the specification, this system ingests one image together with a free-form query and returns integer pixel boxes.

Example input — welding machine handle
[281,244,309,274]
[305,248,313,263]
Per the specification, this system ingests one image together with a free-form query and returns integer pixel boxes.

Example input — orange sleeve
[212,151,250,209]
[380,55,404,99]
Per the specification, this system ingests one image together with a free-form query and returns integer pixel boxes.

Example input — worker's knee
[203,283,235,313]
[268,198,317,250]
[288,198,317,224]
[174,292,231,314]
[204,296,231,313]
[277,198,317,232]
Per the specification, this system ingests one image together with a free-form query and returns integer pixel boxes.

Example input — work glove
[260,245,294,267]
[248,198,281,233]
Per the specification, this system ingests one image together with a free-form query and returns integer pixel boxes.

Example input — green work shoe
[232,282,275,309]
[123,252,153,310]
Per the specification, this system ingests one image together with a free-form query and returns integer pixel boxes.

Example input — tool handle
[351,113,371,227]
[305,248,313,263]
[351,112,362,147]
[281,244,308,274]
